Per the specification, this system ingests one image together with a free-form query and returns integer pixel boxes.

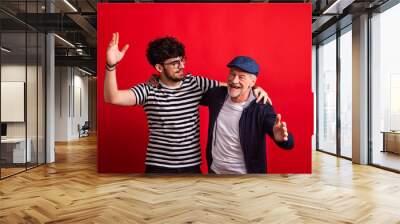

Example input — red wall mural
[97,3,313,173]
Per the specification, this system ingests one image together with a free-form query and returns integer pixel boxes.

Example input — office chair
[79,121,90,138]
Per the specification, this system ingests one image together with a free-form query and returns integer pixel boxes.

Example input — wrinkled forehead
[229,67,252,76]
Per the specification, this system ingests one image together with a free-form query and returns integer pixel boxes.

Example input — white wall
[55,66,70,141]
[55,67,89,141]
[72,73,89,138]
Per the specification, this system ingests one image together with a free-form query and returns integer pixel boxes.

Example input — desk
[381,131,400,154]
[1,138,31,163]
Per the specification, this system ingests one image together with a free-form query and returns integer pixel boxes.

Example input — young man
[104,33,270,174]
[201,56,294,174]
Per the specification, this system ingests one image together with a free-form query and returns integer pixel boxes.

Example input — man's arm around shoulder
[200,86,227,107]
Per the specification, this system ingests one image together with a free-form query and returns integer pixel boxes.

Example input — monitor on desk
[1,123,7,139]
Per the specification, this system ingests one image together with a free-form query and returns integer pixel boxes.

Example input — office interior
[0,0,97,178]
[0,0,399,222]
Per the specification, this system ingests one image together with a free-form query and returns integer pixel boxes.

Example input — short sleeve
[193,75,219,94]
[130,83,149,105]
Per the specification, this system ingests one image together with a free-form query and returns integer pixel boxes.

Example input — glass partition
[339,27,352,158]
[0,0,46,179]
[317,35,337,155]
[1,30,28,177]
[371,3,400,171]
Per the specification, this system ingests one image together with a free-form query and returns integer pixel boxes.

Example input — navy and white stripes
[130,74,218,168]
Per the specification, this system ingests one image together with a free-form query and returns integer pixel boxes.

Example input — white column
[352,14,369,164]
[46,1,55,163]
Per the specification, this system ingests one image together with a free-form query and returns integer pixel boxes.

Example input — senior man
[201,56,294,174]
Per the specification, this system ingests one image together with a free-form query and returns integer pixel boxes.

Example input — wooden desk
[381,131,400,154]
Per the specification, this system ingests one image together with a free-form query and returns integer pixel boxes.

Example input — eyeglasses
[162,57,186,68]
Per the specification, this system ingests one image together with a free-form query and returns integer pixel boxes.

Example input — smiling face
[227,67,256,102]
[155,56,186,82]
[147,37,186,84]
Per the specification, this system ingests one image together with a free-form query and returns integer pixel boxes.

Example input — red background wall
[97,3,313,173]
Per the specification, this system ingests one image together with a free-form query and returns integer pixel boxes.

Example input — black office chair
[79,121,90,138]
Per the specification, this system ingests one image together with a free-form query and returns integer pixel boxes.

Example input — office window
[312,45,317,151]
[339,28,352,158]
[371,2,400,171]
[1,26,28,178]
[0,1,46,179]
[317,36,337,154]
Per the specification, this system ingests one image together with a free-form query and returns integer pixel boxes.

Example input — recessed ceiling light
[63,0,78,12]
[322,0,355,15]
[77,67,93,76]
[1,47,11,53]
[54,34,75,48]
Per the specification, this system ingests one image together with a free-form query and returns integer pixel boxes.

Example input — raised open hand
[106,32,129,66]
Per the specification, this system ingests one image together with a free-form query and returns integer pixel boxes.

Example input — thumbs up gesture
[273,114,289,142]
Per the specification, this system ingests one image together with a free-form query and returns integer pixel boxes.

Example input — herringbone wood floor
[1,134,400,224]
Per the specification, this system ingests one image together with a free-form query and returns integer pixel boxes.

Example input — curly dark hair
[146,37,185,66]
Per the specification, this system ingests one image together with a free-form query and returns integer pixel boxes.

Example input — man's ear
[155,64,163,73]
[250,75,257,88]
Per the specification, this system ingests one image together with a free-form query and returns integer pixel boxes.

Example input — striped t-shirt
[130,74,219,168]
